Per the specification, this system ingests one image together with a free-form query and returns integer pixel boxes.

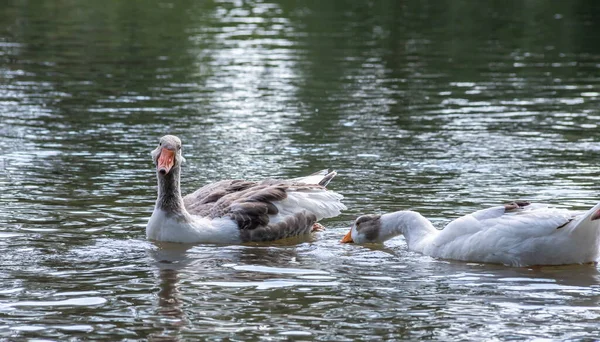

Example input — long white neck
[380,211,438,252]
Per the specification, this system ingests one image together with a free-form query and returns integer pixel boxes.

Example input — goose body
[342,201,600,266]
[146,135,346,244]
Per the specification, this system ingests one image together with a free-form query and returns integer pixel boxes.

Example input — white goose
[341,201,600,266]
[146,135,346,244]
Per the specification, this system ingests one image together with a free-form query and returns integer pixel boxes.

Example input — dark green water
[1,0,600,340]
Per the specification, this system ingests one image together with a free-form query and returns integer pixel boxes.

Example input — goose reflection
[147,243,194,342]
[148,238,327,292]
[509,264,600,288]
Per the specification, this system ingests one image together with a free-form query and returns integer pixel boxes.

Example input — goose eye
[159,142,162,146]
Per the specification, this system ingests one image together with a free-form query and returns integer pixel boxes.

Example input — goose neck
[156,166,185,213]
[382,211,437,252]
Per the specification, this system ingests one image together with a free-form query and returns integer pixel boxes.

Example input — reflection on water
[1,0,600,340]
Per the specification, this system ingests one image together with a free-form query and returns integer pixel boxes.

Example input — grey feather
[180,173,339,241]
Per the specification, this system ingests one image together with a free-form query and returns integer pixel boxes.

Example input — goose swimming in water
[146,135,346,244]
[341,201,600,267]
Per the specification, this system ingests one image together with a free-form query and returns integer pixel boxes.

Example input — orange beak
[157,148,175,175]
[340,229,354,243]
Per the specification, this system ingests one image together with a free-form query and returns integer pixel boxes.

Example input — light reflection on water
[1,0,600,340]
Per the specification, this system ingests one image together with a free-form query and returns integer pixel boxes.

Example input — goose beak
[157,148,175,175]
[592,209,600,221]
[340,229,354,243]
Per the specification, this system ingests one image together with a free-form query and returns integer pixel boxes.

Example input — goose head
[340,214,383,244]
[151,135,186,176]
[341,211,418,244]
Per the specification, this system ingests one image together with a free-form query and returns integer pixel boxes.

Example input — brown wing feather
[183,178,329,241]
[217,185,288,230]
[240,212,318,242]
[183,179,257,216]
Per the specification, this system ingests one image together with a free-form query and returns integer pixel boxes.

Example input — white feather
[288,169,331,185]
[147,209,241,244]
[272,188,346,222]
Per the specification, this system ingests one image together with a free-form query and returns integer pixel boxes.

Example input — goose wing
[207,184,345,240]
[429,202,578,261]
[183,173,345,242]
[182,169,339,216]
[183,179,258,216]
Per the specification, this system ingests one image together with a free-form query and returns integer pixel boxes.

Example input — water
[1,0,600,340]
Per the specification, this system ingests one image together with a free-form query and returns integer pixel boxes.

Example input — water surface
[1,0,600,340]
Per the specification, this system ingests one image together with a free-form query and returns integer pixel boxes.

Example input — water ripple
[1,0,600,340]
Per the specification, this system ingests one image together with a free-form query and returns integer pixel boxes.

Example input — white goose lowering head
[341,201,600,267]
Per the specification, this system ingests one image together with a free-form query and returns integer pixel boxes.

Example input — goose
[341,201,600,266]
[146,135,346,244]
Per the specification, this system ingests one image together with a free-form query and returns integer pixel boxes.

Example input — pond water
[1,0,600,340]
